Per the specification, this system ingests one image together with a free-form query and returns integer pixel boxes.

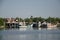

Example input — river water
[0,29,60,40]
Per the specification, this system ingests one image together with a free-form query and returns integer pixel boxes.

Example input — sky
[0,0,60,18]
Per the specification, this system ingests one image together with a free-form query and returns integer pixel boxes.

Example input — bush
[0,18,4,26]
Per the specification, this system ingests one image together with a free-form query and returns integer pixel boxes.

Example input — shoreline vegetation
[0,16,60,30]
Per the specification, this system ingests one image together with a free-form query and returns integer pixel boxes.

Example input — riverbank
[0,26,5,30]
[0,23,60,30]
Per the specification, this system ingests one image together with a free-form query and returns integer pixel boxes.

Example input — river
[0,29,60,40]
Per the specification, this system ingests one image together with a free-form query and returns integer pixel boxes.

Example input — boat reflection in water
[0,26,60,40]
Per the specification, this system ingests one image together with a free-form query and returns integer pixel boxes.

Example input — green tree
[55,17,60,23]
[32,17,38,22]
[30,16,33,22]
[0,18,4,26]
[24,18,30,25]
[46,17,58,24]
[38,17,45,22]
[19,18,23,22]
[15,17,19,22]
[24,18,29,22]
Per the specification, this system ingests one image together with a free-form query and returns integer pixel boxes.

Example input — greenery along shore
[0,16,60,29]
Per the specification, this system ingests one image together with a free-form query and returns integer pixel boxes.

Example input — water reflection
[0,35,3,40]
[0,29,60,40]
